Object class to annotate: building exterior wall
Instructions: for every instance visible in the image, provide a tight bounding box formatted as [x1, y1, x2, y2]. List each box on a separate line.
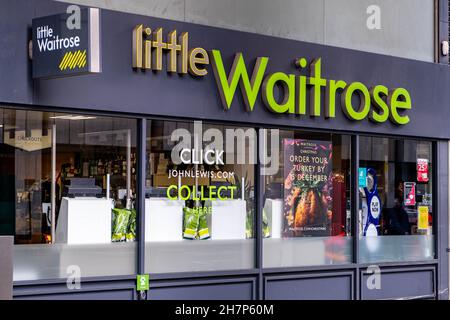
[55, 0, 435, 62]
[0, 0, 448, 300]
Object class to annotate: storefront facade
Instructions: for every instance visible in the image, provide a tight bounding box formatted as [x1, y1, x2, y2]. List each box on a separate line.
[0, 0, 449, 300]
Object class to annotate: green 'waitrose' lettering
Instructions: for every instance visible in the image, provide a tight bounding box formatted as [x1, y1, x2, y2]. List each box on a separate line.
[210, 50, 411, 125]
[210, 51, 269, 112]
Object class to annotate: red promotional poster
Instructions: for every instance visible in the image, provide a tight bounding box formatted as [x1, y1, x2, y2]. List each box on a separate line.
[283, 139, 333, 237]
[404, 182, 416, 206]
[417, 158, 429, 182]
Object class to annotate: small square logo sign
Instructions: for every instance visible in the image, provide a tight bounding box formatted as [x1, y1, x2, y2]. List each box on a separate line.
[137, 274, 149, 291]
[32, 8, 101, 79]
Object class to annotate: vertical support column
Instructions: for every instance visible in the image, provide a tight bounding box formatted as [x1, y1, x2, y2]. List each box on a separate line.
[126, 129, 132, 209]
[351, 135, 360, 300]
[51, 123, 56, 244]
[446, 140, 450, 300]
[137, 119, 147, 277]
[435, 140, 449, 299]
[256, 128, 264, 300]
[437, 0, 449, 64]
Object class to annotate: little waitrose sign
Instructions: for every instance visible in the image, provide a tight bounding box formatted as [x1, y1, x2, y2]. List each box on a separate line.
[132, 25, 412, 125]
[32, 8, 101, 79]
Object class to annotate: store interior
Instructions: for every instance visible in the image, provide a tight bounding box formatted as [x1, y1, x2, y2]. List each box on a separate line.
[0, 110, 433, 249]
[0, 109, 137, 245]
[359, 136, 433, 236]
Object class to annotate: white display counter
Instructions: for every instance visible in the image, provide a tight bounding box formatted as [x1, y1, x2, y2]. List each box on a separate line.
[145, 198, 184, 242]
[211, 199, 247, 240]
[56, 197, 113, 245]
[145, 198, 247, 241]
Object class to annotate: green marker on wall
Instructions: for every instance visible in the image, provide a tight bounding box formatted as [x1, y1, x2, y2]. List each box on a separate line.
[137, 274, 149, 291]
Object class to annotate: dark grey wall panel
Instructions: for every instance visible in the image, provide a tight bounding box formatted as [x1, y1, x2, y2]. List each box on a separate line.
[0, 0, 35, 104]
[15, 288, 134, 300]
[360, 267, 435, 300]
[13, 278, 136, 300]
[264, 271, 354, 300]
[148, 278, 256, 300]
[0, 237, 13, 300]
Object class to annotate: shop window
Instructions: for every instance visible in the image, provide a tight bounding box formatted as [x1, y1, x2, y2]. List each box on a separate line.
[145, 120, 255, 273]
[358, 137, 434, 263]
[262, 130, 352, 268]
[0, 108, 137, 281]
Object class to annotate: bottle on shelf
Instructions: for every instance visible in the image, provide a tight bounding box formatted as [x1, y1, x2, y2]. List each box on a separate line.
[107, 160, 112, 175]
[122, 157, 127, 177]
[68, 158, 75, 178]
[89, 159, 93, 176]
[131, 153, 136, 175]
[98, 158, 104, 176]
[93, 161, 96, 176]
[113, 158, 119, 175]
[82, 159, 89, 177]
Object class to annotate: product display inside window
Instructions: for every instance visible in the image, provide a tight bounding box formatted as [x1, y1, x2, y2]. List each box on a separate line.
[0, 108, 137, 281]
[145, 120, 255, 273]
[358, 137, 434, 263]
[262, 130, 352, 268]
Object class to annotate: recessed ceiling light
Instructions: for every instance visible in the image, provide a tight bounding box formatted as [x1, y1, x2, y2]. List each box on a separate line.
[50, 115, 97, 121]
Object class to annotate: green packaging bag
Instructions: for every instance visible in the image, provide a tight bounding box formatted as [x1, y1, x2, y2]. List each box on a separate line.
[245, 209, 270, 238]
[126, 209, 137, 242]
[198, 205, 210, 240]
[183, 207, 198, 239]
[112, 208, 131, 242]
[183, 204, 211, 240]
[262, 208, 270, 238]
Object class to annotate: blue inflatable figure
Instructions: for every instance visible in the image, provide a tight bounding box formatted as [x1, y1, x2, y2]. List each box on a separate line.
[363, 168, 381, 236]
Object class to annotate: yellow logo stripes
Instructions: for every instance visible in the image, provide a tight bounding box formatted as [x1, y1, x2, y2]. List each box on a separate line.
[59, 50, 87, 71]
